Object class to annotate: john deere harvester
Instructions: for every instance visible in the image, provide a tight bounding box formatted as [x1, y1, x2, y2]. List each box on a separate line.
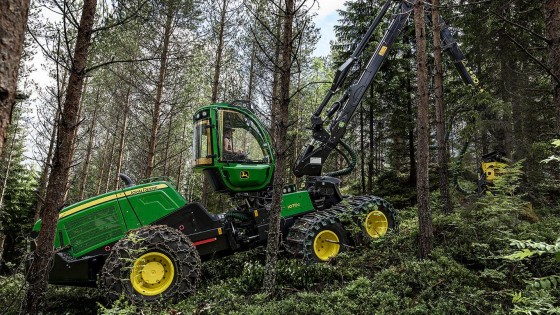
[31, 0, 480, 302]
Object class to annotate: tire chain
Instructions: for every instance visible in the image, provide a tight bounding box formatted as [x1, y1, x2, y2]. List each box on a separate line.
[100, 225, 201, 303]
[285, 196, 398, 261]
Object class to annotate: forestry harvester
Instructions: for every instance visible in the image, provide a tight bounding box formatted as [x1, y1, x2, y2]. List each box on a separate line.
[31, 0, 480, 302]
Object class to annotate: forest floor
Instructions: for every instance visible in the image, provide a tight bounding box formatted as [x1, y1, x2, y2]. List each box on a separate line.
[1, 196, 559, 315]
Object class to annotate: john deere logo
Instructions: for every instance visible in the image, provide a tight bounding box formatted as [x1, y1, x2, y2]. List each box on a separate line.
[240, 171, 250, 179]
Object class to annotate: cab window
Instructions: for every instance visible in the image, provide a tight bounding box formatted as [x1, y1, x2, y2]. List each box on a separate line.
[193, 119, 212, 165]
[219, 110, 268, 163]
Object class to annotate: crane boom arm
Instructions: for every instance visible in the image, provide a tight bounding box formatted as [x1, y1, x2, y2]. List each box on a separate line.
[294, 0, 480, 178]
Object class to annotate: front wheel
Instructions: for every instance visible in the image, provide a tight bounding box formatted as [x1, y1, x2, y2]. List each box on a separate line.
[100, 225, 201, 303]
[311, 223, 348, 262]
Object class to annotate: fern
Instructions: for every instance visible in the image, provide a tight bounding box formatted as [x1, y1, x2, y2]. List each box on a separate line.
[507, 239, 560, 258]
[505, 238, 560, 291]
[541, 140, 560, 163]
[527, 275, 560, 290]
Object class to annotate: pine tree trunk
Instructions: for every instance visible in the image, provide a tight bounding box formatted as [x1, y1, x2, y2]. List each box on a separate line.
[104, 118, 118, 193]
[414, 0, 433, 260]
[202, 0, 228, 206]
[545, 0, 560, 134]
[432, 0, 451, 214]
[360, 108, 365, 193]
[146, 3, 175, 178]
[405, 37, 417, 185]
[78, 93, 99, 200]
[163, 115, 173, 176]
[211, 0, 228, 103]
[96, 131, 110, 195]
[176, 121, 188, 188]
[0, 0, 29, 157]
[35, 106, 61, 222]
[0, 115, 20, 268]
[263, 0, 294, 295]
[25, 0, 97, 312]
[367, 98, 374, 192]
[114, 86, 130, 190]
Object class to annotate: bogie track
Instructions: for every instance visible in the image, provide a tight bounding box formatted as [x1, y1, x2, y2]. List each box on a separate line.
[285, 196, 398, 262]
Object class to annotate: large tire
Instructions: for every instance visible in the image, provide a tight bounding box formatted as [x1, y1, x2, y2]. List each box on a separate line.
[356, 197, 396, 242]
[328, 196, 397, 243]
[285, 196, 398, 261]
[100, 225, 201, 303]
[286, 213, 349, 262]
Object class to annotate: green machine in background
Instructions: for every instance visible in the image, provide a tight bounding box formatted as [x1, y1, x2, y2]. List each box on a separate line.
[31, 0, 481, 303]
[477, 151, 509, 193]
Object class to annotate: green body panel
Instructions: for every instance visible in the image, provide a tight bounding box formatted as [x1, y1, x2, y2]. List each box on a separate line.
[117, 198, 142, 230]
[32, 181, 186, 258]
[125, 184, 186, 225]
[193, 103, 275, 193]
[63, 200, 127, 257]
[281, 191, 314, 217]
[222, 164, 272, 188]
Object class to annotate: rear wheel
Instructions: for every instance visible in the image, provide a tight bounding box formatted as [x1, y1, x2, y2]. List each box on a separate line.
[100, 225, 201, 303]
[362, 207, 393, 240]
[352, 197, 396, 244]
[286, 214, 348, 262]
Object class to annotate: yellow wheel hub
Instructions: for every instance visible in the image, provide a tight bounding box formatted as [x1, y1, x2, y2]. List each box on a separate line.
[313, 230, 340, 261]
[130, 252, 175, 296]
[364, 210, 389, 238]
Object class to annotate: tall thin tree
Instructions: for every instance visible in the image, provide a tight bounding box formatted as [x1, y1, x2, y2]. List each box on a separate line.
[263, 0, 295, 294]
[432, 0, 451, 213]
[25, 0, 98, 312]
[544, 0, 560, 134]
[146, 0, 177, 178]
[414, 0, 433, 259]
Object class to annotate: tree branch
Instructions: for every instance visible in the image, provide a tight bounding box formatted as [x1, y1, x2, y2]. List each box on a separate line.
[505, 34, 560, 85]
[491, 11, 550, 44]
[85, 57, 161, 74]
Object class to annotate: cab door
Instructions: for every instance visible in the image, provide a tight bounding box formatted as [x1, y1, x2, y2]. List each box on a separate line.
[217, 109, 273, 191]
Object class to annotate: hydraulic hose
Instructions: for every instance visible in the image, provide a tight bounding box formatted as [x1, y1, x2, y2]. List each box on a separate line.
[325, 140, 357, 177]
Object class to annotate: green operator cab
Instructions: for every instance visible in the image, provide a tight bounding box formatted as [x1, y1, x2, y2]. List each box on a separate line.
[193, 102, 275, 193]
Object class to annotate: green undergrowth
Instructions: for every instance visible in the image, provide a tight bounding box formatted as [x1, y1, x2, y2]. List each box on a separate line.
[1, 198, 558, 314]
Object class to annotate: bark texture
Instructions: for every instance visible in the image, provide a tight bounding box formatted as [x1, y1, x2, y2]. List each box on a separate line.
[544, 0, 560, 134]
[146, 2, 175, 178]
[432, 0, 451, 213]
[263, 0, 294, 295]
[0, 0, 30, 157]
[414, 0, 433, 259]
[201, 0, 229, 206]
[25, 0, 97, 312]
